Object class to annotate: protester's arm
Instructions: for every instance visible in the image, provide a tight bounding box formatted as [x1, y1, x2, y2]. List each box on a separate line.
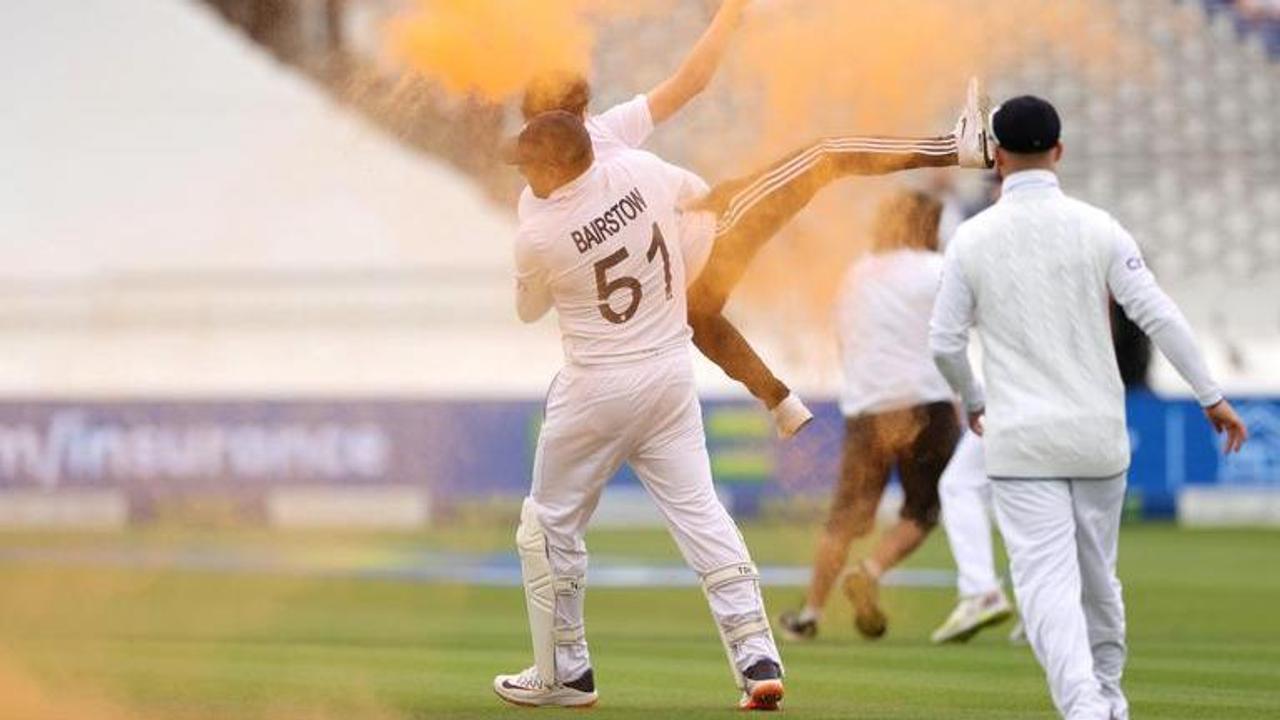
[646, 0, 748, 124]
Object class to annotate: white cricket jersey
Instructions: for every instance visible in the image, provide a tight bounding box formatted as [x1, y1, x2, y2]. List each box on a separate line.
[835, 249, 955, 417]
[930, 170, 1222, 478]
[518, 95, 654, 222]
[514, 149, 710, 366]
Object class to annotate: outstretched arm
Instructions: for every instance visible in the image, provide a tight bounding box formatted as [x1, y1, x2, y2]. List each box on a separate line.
[646, 0, 748, 125]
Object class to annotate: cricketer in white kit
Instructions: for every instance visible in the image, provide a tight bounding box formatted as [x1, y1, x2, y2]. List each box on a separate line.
[492, 111, 785, 711]
[930, 430, 1021, 644]
[929, 96, 1248, 720]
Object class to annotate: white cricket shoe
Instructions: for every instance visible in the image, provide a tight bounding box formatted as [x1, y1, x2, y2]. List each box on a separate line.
[739, 659, 785, 711]
[771, 393, 813, 439]
[930, 589, 1014, 644]
[954, 76, 995, 169]
[492, 666, 598, 708]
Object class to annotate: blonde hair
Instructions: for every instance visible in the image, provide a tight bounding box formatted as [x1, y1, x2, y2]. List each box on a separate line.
[870, 190, 943, 254]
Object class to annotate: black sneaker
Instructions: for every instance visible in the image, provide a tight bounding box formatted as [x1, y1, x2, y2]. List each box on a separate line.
[564, 669, 595, 693]
[778, 609, 818, 640]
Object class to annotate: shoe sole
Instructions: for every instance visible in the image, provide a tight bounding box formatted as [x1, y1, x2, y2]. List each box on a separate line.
[961, 76, 994, 169]
[973, 77, 994, 167]
[842, 572, 887, 639]
[740, 680, 784, 711]
[492, 687, 599, 709]
[933, 607, 1014, 645]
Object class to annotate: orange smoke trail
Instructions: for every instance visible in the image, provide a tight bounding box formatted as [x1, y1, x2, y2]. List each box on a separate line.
[385, 0, 1150, 386]
[706, 0, 1145, 380]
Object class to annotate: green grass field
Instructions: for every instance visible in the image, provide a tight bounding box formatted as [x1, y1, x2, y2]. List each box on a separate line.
[0, 523, 1277, 719]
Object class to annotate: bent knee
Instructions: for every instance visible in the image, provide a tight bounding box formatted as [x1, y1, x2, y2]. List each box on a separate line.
[900, 500, 941, 532]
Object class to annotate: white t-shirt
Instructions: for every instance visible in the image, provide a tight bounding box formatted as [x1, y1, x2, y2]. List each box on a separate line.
[514, 149, 710, 366]
[834, 249, 956, 417]
[518, 95, 655, 223]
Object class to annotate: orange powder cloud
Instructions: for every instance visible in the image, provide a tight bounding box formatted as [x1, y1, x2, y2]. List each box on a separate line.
[386, 0, 674, 102]
[384, 0, 1149, 383]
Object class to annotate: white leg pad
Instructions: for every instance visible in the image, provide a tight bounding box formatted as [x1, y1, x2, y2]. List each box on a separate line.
[700, 562, 779, 690]
[516, 498, 557, 685]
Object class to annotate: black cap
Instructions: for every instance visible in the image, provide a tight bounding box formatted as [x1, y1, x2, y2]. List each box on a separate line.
[521, 71, 591, 120]
[502, 110, 593, 168]
[991, 95, 1061, 154]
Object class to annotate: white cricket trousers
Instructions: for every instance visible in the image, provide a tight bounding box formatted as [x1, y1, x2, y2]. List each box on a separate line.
[992, 476, 1129, 720]
[528, 349, 779, 682]
[939, 432, 1001, 597]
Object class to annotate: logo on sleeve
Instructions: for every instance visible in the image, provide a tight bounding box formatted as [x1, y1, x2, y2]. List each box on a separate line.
[1125, 256, 1144, 271]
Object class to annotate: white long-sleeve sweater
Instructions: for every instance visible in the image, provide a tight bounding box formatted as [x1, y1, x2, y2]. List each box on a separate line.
[929, 170, 1222, 478]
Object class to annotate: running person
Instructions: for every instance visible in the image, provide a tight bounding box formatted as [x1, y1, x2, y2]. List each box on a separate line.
[518, 0, 827, 435]
[776, 191, 966, 641]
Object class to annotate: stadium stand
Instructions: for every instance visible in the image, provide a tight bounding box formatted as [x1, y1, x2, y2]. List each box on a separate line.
[0, 0, 564, 396]
[592, 0, 1280, 397]
[1204, 0, 1280, 57]
[5, 0, 1277, 398]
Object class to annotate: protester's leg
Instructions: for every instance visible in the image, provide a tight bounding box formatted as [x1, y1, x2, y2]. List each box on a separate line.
[690, 135, 957, 315]
[687, 136, 957, 408]
[802, 416, 890, 614]
[686, 308, 792, 409]
[866, 402, 959, 575]
[993, 479, 1110, 719]
[1073, 476, 1129, 720]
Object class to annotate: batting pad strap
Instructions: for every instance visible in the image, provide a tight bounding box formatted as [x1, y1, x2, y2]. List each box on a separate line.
[701, 562, 760, 592]
[723, 616, 772, 645]
[553, 576, 584, 597]
[554, 624, 586, 646]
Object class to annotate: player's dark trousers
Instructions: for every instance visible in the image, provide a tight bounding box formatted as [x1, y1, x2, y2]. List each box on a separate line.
[688, 136, 958, 408]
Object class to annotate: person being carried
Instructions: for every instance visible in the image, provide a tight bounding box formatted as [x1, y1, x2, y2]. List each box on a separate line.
[521, 6, 996, 437]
